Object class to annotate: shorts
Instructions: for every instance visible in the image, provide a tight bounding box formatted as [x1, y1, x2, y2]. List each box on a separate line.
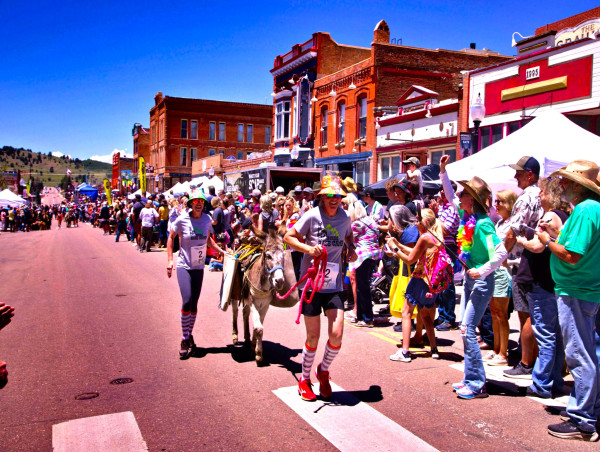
[493, 266, 511, 298]
[512, 281, 532, 313]
[301, 292, 344, 317]
[405, 277, 436, 309]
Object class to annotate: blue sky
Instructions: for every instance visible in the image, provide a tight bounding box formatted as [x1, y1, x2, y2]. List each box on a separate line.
[1, 1, 597, 162]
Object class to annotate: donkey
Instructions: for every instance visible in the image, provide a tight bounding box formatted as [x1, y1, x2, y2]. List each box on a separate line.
[232, 226, 298, 363]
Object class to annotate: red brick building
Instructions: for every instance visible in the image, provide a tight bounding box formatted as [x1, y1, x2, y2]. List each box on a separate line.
[272, 20, 511, 186]
[148, 93, 272, 191]
[132, 123, 150, 189]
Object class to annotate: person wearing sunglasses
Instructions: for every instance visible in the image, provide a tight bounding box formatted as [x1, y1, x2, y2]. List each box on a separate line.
[284, 174, 357, 402]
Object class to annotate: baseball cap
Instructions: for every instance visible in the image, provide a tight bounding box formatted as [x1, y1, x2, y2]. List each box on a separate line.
[402, 156, 420, 167]
[251, 189, 261, 198]
[509, 156, 540, 176]
[294, 185, 303, 193]
[303, 187, 313, 194]
[275, 186, 285, 194]
[363, 187, 376, 197]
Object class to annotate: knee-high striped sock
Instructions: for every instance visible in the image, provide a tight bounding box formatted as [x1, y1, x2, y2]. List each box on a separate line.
[320, 340, 341, 372]
[181, 310, 195, 340]
[188, 311, 197, 337]
[302, 343, 317, 381]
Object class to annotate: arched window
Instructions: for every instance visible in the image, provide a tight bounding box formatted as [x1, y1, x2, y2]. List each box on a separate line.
[357, 96, 367, 139]
[320, 107, 328, 146]
[337, 101, 346, 143]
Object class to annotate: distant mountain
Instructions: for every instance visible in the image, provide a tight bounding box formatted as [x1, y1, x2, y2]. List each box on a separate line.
[0, 146, 112, 189]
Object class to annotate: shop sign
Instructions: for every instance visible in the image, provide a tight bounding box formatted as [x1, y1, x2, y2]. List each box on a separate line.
[556, 20, 600, 46]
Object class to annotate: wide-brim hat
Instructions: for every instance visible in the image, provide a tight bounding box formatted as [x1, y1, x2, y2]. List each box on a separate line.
[187, 189, 207, 208]
[457, 176, 492, 211]
[342, 177, 357, 193]
[318, 174, 347, 196]
[551, 160, 600, 196]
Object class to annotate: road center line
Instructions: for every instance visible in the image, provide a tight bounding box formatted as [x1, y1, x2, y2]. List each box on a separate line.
[52, 411, 148, 452]
[273, 383, 438, 452]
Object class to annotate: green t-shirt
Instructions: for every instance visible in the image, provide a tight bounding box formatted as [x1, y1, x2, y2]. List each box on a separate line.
[468, 215, 501, 269]
[550, 198, 600, 302]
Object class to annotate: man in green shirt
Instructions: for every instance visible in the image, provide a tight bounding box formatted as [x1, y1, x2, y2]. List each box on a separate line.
[537, 160, 600, 442]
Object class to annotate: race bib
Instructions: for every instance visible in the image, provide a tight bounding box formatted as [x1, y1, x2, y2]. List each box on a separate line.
[322, 262, 339, 291]
[190, 243, 207, 269]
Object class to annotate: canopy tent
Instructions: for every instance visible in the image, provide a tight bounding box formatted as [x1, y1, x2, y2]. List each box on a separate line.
[446, 110, 600, 195]
[190, 176, 210, 188]
[0, 189, 27, 208]
[76, 183, 99, 201]
[127, 189, 152, 200]
[204, 175, 224, 193]
[366, 164, 441, 198]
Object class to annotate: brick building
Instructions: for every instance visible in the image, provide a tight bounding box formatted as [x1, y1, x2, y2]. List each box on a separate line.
[111, 152, 135, 194]
[132, 123, 150, 190]
[148, 93, 272, 191]
[460, 7, 600, 157]
[273, 20, 511, 186]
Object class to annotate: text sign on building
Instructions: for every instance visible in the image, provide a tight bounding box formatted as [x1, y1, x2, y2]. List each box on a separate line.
[556, 19, 600, 46]
[526, 66, 540, 80]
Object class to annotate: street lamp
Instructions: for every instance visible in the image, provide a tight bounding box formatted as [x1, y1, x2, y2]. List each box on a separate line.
[470, 93, 486, 153]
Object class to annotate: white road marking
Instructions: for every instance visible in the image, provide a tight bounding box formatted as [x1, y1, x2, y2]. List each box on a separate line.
[52, 411, 148, 452]
[449, 363, 570, 406]
[273, 382, 438, 452]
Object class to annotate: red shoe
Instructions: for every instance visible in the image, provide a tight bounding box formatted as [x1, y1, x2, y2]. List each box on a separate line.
[316, 364, 332, 399]
[298, 378, 317, 401]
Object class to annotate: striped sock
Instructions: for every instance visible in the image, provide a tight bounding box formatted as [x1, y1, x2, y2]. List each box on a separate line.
[302, 342, 317, 381]
[188, 311, 197, 337]
[320, 340, 341, 372]
[181, 310, 192, 340]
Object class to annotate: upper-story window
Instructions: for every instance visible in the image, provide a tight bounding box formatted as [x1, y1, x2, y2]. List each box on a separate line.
[337, 102, 345, 143]
[209, 122, 216, 140]
[190, 148, 197, 162]
[264, 125, 272, 144]
[180, 120, 188, 139]
[320, 107, 328, 146]
[237, 124, 244, 142]
[209, 149, 216, 157]
[237, 151, 244, 160]
[180, 147, 187, 166]
[218, 122, 226, 141]
[190, 120, 198, 139]
[275, 101, 291, 140]
[246, 124, 253, 143]
[358, 96, 367, 139]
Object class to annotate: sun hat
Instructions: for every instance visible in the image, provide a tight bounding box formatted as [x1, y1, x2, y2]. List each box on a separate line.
[551, 160, 600, 196]
[318, 174, 347, 197]
[393, 180, 412, 196]
[509, 156, 540, 176]
[187, 188, 207, 208]
[275, 186, 285, 194]
[402, 156, 420, 167]
[457, 176, 492, 211]
[342, 177, 357, 193]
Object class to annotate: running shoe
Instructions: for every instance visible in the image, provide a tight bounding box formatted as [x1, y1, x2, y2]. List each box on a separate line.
[431, 347, 440, 360]
[487, 355, 508, 366]
[179, 338, 192, 359]
[452, 382, 466, 392]
[548, 420, 599, 442]
[356, 320, 374, 328]
[482, 352, 496, 361]
[456, 386, 489, 399]
[503, 361, 533, 379]
[389, 349, 411, 362]
[315, 364, 332, 399]
[298, 378, 317, 402]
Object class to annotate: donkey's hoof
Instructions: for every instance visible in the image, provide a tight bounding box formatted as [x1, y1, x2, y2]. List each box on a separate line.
[232, 334, 238, 344]
[255, 354, 263, 363]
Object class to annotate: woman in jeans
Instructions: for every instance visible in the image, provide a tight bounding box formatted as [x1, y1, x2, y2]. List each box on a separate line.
[440, 156, 507, 399]
[347, 200, 380, 327]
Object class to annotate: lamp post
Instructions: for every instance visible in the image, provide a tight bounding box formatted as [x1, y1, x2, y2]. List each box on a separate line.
[470, 93, 486, 153]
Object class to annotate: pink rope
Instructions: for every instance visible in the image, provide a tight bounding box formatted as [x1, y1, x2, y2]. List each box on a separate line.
[276, 248, 328, 324]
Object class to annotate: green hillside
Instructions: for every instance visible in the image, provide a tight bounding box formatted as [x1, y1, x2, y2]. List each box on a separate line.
[0, 146, 112, 190]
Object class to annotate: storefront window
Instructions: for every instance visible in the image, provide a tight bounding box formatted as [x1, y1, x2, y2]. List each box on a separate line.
[355, 161, 370, 187]
[491, 124, 503, 145]
[381, 158, 390, 180]
[479, 127, 490, 150]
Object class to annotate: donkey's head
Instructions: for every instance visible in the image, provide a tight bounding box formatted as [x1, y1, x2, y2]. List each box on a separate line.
[255, 226, 286, 292]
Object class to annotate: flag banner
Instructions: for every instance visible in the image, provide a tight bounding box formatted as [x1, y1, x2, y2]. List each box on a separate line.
[66, 168, 72, 175]
[103, 178, 112, 206]
[26, 180, 31, 196]
[139, 156, 146, 194]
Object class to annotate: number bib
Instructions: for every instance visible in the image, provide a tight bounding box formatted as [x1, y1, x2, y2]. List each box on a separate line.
[190, 243, 207, 269]
[322, 262, 339, 291]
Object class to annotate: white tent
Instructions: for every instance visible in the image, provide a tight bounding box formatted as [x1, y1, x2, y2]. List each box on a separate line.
[446, 110, 600, 195]
[205, 176, 224, 192]
[127, 189, 152, 200]
[189, 176, 209, 188]
[0, 189, 27, 208]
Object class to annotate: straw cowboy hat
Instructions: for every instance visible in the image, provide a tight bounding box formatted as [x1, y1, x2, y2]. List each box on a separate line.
[342, 177, 357, 194]
[457, 176, 492, 211]
[551, 160, 600, 196]
[318, 174, 347, 196]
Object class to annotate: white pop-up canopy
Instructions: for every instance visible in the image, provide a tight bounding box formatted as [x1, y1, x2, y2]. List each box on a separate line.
[446, 110, 600, 194]
[0, 189, 27, 208]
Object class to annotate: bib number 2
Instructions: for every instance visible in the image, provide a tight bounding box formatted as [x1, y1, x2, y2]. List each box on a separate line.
[322, 262, 339, 291]
[191, 243, 207, 269]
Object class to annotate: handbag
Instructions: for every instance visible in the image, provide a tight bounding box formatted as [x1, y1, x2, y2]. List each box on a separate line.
[389, 260, 416, 319]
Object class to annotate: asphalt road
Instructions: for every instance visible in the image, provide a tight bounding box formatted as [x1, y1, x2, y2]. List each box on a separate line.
[0, 224, 596, 451]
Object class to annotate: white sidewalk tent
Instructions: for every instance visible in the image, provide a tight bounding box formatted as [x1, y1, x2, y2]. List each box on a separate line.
[204, 176, 224, 193]
[127, 189, 152, 200]
[189, 176, 209, 188]
[0, 189, 27, 208]
[446, 110, 600, 195]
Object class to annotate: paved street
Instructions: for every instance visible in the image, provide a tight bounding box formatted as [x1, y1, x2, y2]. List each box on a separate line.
[0, 225, 596, 451]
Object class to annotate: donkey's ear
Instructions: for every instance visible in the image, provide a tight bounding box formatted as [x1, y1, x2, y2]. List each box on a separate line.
[251, 225, 266, 240]
[277, 223, 287, 238]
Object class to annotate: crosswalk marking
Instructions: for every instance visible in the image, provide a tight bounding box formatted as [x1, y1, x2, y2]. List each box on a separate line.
[52, 411, 148, 452]
[274, 383, 438, 452]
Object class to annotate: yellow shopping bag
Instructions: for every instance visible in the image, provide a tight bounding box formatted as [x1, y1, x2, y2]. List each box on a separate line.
[390, 260, 416, 318]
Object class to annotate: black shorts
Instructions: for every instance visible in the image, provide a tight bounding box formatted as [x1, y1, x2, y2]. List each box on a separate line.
[512, 281, 531, 313]
[301, 292, 344, 317]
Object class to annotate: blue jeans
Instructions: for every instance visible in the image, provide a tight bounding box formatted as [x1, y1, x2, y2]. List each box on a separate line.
[460, 273, 494, 393]
[558, 295, 600, 432]
[527, 284, 564, 397]
[478, 306, 494, 348]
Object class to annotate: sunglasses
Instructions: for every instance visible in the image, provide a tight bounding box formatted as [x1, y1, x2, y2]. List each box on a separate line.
[191, 199, 204, 204]
[326, 194, 343, 199]
[494, 199, 503, 205]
